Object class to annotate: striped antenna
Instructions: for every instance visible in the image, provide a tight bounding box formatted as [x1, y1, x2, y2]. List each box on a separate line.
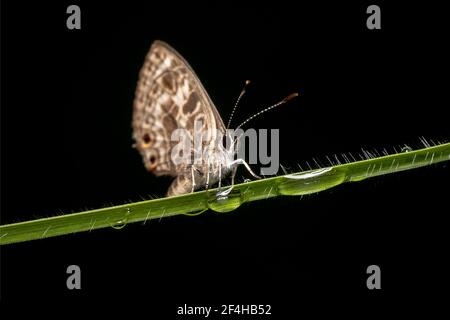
[226, 80, 251, 130]
[234, 92, 299, 131]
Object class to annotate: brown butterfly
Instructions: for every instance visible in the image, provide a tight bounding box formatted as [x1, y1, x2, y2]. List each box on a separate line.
[132, 41, 296, 197]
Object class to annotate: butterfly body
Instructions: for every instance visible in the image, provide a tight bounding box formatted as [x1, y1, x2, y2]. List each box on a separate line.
[167, 145, 235, 196]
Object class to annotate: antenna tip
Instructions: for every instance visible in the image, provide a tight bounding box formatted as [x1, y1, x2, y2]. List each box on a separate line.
[283, 92, 299, 103]
[245, 80, 251, 85]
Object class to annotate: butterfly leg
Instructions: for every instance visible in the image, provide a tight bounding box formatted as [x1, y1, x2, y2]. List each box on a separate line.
[190, 165, 196, 193]
[218, 164, 222, 190]
[216, 159, 260, 198]
[205, 158, 211, 191]
[230, 165, 238, 186]
[217, 165, 238, 198]
[233, 158, 261, 179]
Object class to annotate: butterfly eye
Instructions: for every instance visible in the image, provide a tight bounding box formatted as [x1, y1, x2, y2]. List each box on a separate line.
[149, 155, 156, 164]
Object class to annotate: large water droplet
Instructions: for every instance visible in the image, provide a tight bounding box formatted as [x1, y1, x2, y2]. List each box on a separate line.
[278, 167, 346, 195]
[207, 188, 246, 213]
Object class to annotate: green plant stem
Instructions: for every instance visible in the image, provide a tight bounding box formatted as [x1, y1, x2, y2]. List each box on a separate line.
[1, 143, 449, 245]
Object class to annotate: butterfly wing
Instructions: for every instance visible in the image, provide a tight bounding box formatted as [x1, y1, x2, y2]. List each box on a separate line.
[132, 40, 225, 177]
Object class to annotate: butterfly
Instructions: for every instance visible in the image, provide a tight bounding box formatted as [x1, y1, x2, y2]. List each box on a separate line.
[132, 40, 297, 197]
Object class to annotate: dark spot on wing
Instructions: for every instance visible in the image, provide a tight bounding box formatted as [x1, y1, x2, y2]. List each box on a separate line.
[142, 133, 151, 146]
[163, 114, 178, 132]
[183, 92, 199, 114]
[161, 74, 175, 92]
[148, 153, 158, 171]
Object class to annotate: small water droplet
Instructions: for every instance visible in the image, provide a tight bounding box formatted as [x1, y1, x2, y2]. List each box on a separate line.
[181, 208, 208, 216]
[110, 208, 132, 229]
[401, 146, 413, 152]
[111, 218, 128, 229]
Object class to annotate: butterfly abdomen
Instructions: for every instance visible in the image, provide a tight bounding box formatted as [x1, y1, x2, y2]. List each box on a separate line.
[166, 174, 192, 196]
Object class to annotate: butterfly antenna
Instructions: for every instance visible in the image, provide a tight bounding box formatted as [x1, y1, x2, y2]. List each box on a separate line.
[235, 92, 299, 131]
[226, 80, 251, 130]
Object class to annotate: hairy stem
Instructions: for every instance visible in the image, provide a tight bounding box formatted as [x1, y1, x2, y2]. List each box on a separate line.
[1, 142, 448, 245]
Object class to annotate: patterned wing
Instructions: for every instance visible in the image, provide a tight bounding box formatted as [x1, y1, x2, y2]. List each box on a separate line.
[132, 40, 225, 176]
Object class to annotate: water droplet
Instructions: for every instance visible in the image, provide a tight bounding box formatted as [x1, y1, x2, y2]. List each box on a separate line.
[278, 167, 346, 195]
[401, 146, 413, 152]
[110, 208, 132, 229]
[111, 220, 127, 229]
[181, 208, 208, 216]
[207, 188, 246, 213]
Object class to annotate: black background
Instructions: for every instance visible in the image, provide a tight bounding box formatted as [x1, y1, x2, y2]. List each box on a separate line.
[1, 1, 449, 316]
